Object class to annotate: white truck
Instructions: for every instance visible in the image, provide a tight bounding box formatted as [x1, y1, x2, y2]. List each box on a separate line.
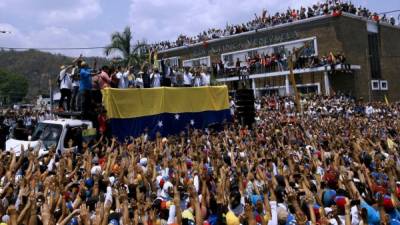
[6, 118, 95, 157]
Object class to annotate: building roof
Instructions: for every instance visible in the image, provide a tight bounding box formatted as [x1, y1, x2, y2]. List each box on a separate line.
[159, 13, 400, 54]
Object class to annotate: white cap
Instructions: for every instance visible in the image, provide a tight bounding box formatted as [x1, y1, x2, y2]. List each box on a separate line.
[140, 158, 148, 166]
[90, 165, 102, 175]
[109, 176, 116, 186]
[324, 207, 333, 215]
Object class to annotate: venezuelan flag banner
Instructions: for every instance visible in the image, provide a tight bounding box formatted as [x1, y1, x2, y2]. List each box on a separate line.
[102, 86, 231, 139]
[384, 95, 390, 106]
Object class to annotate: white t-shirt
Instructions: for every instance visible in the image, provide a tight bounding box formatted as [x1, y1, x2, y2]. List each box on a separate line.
[201, 73, 210, 86]
[59, 69, 72, 90]
[366, 106, 374, 116]
[193, 76, 202, 87]
[150, 73, 161, 87]
[71, 67, 79, 88]
[116, 71, 128, 89]
[165, 67, 171, 78]
[183, 72, 193, 86]
[135, 77, 144, 88]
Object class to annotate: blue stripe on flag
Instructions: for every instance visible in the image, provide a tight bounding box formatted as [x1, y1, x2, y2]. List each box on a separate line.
[109, 109, 231, 140]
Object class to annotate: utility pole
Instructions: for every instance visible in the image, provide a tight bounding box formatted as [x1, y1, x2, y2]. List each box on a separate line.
[47, 73, 53, 113]
[288, 54, 301, 113]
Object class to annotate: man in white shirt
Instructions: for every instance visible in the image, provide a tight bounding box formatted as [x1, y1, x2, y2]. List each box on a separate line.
[193, 73, 202, 87]
[200, 69, 210, 86]
[71, 66, 80, 111]
[163, 60, 172, 87]
[115, 66, 128, 89]
[150, 67, 161, 88]
[58, 65, 73, 111]
[170, 66, 178, 87]
[183, 67, 193, 87]
[135, 72, 144, 88]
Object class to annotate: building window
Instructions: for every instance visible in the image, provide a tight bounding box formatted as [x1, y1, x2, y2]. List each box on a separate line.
[380, 80, 388, 90]
[157, 57, 180, 68]
[371, 80, 380, 90]
[183, 56, 211, 67]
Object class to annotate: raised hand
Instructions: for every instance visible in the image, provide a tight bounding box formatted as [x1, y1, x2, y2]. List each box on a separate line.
[93, 202, 104, 225]
[80, 204, 90, 225]
[41, 203, 52, 225]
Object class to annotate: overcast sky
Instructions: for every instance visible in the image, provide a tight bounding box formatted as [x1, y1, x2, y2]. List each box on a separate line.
[0, 0, 399, 57]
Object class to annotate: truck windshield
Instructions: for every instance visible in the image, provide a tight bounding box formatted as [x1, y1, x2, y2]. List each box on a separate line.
[31, 123, 63, 149]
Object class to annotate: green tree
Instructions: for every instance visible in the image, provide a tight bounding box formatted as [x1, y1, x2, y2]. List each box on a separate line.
[105, 26, 148, 67]
[0, 69, 28, 105]
[0, 49, 108, 101]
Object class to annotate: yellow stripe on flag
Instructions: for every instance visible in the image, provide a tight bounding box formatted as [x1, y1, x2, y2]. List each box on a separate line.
[102, 86, 230, 119]
[384, 95, 389, 105]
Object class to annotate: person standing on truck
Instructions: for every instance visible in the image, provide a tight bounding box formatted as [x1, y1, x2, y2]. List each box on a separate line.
[141, 63, 151, 88]
[150, 67, 161, 88]
[58, 65, 73, 111]
[79, 61, 93, 118]
[115, 66, 128, 89]
[71, 66, 80, 111]
[98, 66, 112, 89]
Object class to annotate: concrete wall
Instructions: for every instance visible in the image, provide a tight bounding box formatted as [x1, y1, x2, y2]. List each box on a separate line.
[333, 16, 370, 99]
[379, 25, 400, 102]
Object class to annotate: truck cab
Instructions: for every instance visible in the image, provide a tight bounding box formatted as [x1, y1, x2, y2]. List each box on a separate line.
[6, 118, 95, 157]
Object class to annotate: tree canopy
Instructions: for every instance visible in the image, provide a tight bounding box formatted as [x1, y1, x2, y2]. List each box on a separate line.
[0, 49, 108, 102]
[0, 69, 28, 105]
[105, 26, 148, 67]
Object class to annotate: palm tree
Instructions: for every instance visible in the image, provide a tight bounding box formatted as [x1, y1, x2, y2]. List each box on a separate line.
[105, 26, 148, 66]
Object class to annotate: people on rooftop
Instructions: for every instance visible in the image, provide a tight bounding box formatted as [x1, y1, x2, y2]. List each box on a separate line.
[147, 0, 398, 51]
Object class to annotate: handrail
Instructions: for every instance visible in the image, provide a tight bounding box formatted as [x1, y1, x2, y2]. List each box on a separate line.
[216, 64, 361, 82]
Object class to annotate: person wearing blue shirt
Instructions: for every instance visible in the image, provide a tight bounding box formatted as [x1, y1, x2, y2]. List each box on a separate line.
[360, 200, 380, 225]
[79, 66, 92, 91]
[78, 61, 94, 118]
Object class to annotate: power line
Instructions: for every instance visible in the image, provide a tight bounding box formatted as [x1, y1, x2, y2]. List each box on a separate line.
[0, 46, 107, 51]
[378, 10, 400, 15]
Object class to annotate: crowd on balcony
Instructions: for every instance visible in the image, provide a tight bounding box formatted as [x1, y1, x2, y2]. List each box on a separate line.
[149, 0, 398, 51]
[215, 50, 351, 78]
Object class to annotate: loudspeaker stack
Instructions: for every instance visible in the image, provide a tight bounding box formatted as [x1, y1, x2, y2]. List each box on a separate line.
[235, 89, 255, 127]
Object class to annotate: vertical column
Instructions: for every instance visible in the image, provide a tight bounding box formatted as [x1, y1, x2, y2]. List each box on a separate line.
[285, 75, 290, 96]
[252, 79, 257, 98]
[324, 71, 330, 96]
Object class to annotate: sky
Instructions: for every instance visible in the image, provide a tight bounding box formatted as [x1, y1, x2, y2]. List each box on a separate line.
[0, 0, 399, 57]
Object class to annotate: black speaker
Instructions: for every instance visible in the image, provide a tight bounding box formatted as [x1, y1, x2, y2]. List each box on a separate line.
[235, 89, 255, 127]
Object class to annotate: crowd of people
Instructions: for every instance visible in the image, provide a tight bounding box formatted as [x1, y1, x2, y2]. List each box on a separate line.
[0, 109, 54, 150]
[217, 50, 351, 78]
[0, 93, 400, 225]
[150, 0, 399, 51]
[56, 56, 212, 117]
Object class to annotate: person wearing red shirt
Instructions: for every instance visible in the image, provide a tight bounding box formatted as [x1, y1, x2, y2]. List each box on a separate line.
[98, 108, 107, 135]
